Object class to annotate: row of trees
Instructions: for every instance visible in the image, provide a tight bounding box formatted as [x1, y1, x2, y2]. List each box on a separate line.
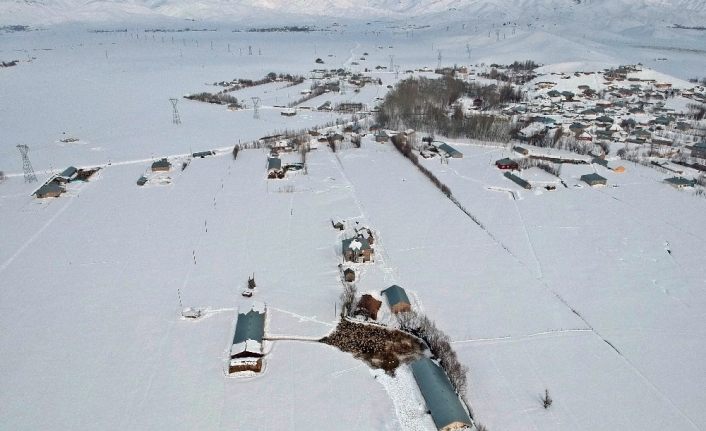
[390, 135, 451, 197]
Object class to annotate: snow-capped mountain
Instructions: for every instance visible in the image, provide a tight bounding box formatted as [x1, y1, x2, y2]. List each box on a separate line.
[2, 0, 706, 26]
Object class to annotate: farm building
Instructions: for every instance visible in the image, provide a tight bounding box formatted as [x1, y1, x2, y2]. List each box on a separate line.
[410, 358, 473, 431]
[343, 268, 355, 282]
[380, 285, 411, 314]
[55, 166, 78, 183]
[513, 145, 529, 155]
[151, 158, 171, 172]
[355, 294, 382, 320]
[34, 182, 65, 199]
[580, 173, 608, 186]
[229, 303, 266, 373]
[664, 177, 696, 189]
[504, 172, 532, 190]
[267, 157, 284, 179]
[496, 158, 519, 170]
[436, 143, 463, 158]
[342, 237, 373, 263]
[192, 150, 215, 158]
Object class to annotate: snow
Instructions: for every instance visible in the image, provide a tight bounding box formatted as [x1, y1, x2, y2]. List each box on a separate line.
[1, 14, 705, 431]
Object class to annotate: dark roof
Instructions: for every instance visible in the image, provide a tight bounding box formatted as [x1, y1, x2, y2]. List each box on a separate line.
[496, 158, 518, 166]
[580, 173, 607, 184]
[504, 172, 531, 189]
[267, 157, 282, 171]
[151, 158, 171, 169]
[233, 308, 265, 345]
[380, 285, 410, 307]
[410, 358, 473, 430]
[192, 150, 215, 158]
[664, 177, 695, 187]
[437, 143, 463, 158]
[34, 182, 64, 196]
[59, 166, 77, 178]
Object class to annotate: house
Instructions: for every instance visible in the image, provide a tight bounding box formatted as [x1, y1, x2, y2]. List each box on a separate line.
[410, 358, 473, 431]
[664, 177, 696, 189]
[281, 108, 297, 116]
[495, 158, 519, 170]
[151, 158, 171, 172]
[342, 237, 373, 263]
[380, 285, 411, 314]
[343, 268, 355, 282]
[580, 173, 607, 186]
[577, 131, 593, 141]
[437, 143, 463, 158]
[355, 294, 382, 320]
[504, 172, 532, 190]
[267, 157, 284, 179]
[375, 130, 390, 143]
[229, 303, 266, 373]
[34, 182, 65, 198]
[55, 166, 78, 183]
[513, 146, 529, 155]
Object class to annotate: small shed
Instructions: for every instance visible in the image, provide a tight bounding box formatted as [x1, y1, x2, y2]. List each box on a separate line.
[513, 146, 529, 155]
[664, 177, 696, 189]
[192, 150, 215, 158]
[355, 294, 382, 320]
[504, 172, 532, 190]
[34, 182, 65, 199]
[580, 173, 607, 186]
[437, 143, 463, 158]
[151, 158, 171, 172]
[343, 268, 355, 282]
[380, 285, 411, 314]
[267, 157, 284, 179]
[495, 158, 519, 170]
[342, 237, 373, 263]
[55, 166, 78, 183]
[410, 358, 473, 431]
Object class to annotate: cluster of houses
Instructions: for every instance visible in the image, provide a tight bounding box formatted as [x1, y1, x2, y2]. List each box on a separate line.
[34, 165, 99, 199]
[515, 65, 706, 158]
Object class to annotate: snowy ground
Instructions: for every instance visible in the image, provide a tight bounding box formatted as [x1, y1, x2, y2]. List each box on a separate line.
[1, 24, 705, 431]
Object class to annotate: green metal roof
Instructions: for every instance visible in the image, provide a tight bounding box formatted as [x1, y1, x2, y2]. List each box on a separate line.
[410, 358, 473, 430]
[267, 157, 282, 171]
[504, 172, 531, 189]
[664, 177, 695, 187]
[59, 166, 77, 178]
[380, 285, 410, 307]
[580, 173, 607, 184]
[437, 143, 463, 158]
[233, 309, 265, 344]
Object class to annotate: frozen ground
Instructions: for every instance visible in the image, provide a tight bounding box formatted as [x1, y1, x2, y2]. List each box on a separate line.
[1, 22, 705, 431]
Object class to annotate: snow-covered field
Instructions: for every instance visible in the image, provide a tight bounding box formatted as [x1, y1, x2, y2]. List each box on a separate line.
[1, 14, 705, 431]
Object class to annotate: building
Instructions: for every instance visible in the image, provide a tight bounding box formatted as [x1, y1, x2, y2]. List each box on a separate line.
[580, 173, 607, 186]
[436, 143, 463, 158]
[229, 303, 266, 373]
[151, 158, 171, 172]
[495, 158, 519, 170]
[55, 166, 78, 183]
[192, 150, 215, 158]
[380, 285, 411, 314]
[267, 157, 284, 179]
[281, 108, 297, 116]
[342, 237, 373, 263]
[691, 142, 706, 159]
[513, 146, 529, 155]
[343, 268, 355, 282]
[504, 172, 532, 190]
[410, 358, 473, 431]
[34, 182, 65, 198]
[375, 130, 390, 143]
[355, 294, 382, 320]
[664, 177, 696, 189]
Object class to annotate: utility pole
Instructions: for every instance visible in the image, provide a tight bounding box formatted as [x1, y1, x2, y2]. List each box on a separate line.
[16, 145, 37, 183]
[437, 50, 442, 70]
[170, 98, 181, 125]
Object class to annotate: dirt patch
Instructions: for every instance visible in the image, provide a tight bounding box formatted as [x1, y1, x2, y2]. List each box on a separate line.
[320, 319, 425, 374]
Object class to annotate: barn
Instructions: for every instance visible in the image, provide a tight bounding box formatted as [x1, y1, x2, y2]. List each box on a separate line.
[355, 294, 382, 320]
[410, 358, 473, 431]
[495, 158, 519, 170]
[664, 177, 696, 189]
[580, 173, 607, 186]
[380, 285, 411, 314]
[342, 237, 373, 263]
[436, 143, 463, 158]
[503, 172, 532, 190]
[229, 303, 266, 374]
[151, 158, 171, 172]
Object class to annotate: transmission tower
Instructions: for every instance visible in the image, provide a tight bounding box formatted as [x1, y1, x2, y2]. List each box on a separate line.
[17, 145, 37, 183]
[437, 50, 442, 70]
[389, 54, 394, 70]
[251, 97, 261, 119]
[339, 78, 346, 95]
[395, 65, 400, 79]
[170, 98, 181, 125]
